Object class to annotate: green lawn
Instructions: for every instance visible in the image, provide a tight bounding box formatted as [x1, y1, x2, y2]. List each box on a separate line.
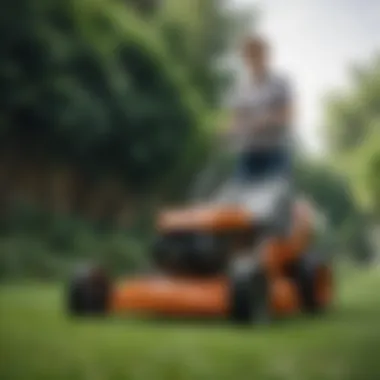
[1, 266, 380, 380]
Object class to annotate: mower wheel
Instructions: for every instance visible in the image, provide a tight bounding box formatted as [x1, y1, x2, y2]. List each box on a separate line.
[293, 253, 333, 314]
[67, 265, 110, 317]
[229, 258, 271, 325]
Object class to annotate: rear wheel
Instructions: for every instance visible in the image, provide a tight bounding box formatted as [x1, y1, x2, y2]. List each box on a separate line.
[229, 258, 271, 325]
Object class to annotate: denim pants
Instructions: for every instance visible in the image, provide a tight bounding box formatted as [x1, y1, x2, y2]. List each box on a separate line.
[234, 147, 292, 182]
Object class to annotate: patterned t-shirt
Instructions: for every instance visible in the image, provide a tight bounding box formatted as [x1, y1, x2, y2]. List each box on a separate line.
[229, 72, 293, 151]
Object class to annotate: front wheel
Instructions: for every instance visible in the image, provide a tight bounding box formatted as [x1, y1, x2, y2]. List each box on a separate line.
[293, 253, 333, 314]
[228, 257, 271, 325]
[66, 265, 110, 317]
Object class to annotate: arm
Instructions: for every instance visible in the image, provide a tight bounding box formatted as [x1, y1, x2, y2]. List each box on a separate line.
[256, 76, 293, 131]
[264, 100, 293, 128]
[225, 108, 245, 133]
[219, 110, 243, 147]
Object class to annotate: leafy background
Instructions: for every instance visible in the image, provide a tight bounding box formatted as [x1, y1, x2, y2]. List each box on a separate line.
[0, 0, 378, 280]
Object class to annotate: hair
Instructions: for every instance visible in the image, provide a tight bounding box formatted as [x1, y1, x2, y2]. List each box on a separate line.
[242, 35, 269, 55]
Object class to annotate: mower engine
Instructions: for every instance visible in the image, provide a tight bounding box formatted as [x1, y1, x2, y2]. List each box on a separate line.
[153, 231, 228, 275]
[153, 206, 267, 277]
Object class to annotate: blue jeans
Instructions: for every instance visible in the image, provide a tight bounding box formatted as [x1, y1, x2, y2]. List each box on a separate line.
[234, 147, 292, 182]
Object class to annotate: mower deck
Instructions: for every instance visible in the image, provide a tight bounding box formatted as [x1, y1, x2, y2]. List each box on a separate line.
[109, 275, 301, 318]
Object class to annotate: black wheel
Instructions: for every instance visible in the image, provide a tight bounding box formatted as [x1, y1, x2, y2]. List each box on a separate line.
[293, 252, 333, 314]
[66, 265, 110, 317]
[229, 259, 271, 325]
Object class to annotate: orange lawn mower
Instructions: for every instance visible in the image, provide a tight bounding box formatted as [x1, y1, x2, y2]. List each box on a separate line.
[66, 149, 334, 325]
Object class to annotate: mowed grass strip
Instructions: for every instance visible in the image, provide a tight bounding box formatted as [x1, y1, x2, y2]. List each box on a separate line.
[0, 266, 380, 380]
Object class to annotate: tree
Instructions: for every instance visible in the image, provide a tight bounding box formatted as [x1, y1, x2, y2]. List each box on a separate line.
[295, 159, 358, 230]
[0, 0, 204, 196]
[155, 0, 256, 108]
[324, 56, 380, 217]
[0, 0, 259, 278]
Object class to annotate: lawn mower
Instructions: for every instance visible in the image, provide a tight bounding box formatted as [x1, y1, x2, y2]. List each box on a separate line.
[66, 148, 333, 324]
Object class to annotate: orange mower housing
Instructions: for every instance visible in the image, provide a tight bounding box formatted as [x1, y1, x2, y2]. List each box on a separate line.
[67, 198, 333, 324]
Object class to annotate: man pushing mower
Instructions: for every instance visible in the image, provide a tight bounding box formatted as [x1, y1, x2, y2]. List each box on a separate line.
[66, 34, 333, 325]
[220, 35, 294, 239]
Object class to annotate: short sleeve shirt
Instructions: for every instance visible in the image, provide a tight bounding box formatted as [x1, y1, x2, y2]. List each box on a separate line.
[229, 72, 292, 151]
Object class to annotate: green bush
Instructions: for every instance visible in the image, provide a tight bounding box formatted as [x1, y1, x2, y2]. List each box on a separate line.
[0, 0, 205, 192]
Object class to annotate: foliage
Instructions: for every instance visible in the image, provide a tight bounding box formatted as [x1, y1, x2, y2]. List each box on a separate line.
[294, 157, 374, 261]
[324, 56, 380, 216]
[0, 205, 149, 280]
[0, 0, 203, 193]
[156, 0, 256, 108]
[0, 0, 259, 279]
[295, 159, 358, 229]
[0, 0, 209, 278]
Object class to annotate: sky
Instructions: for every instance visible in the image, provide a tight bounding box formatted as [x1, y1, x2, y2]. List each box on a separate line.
[229, 0, 380, 153]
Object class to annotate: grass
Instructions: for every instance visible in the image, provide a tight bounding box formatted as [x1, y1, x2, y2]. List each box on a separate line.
[1, 265, 380, 380]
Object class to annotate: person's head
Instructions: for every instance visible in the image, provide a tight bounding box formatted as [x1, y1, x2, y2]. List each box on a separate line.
[241, 35, 270, 77]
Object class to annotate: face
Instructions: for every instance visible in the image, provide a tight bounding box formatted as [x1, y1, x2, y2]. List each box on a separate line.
[242, 43, 268, 76]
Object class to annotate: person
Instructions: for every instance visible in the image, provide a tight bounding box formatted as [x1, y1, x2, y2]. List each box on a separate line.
[223, 35, 294, 237]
